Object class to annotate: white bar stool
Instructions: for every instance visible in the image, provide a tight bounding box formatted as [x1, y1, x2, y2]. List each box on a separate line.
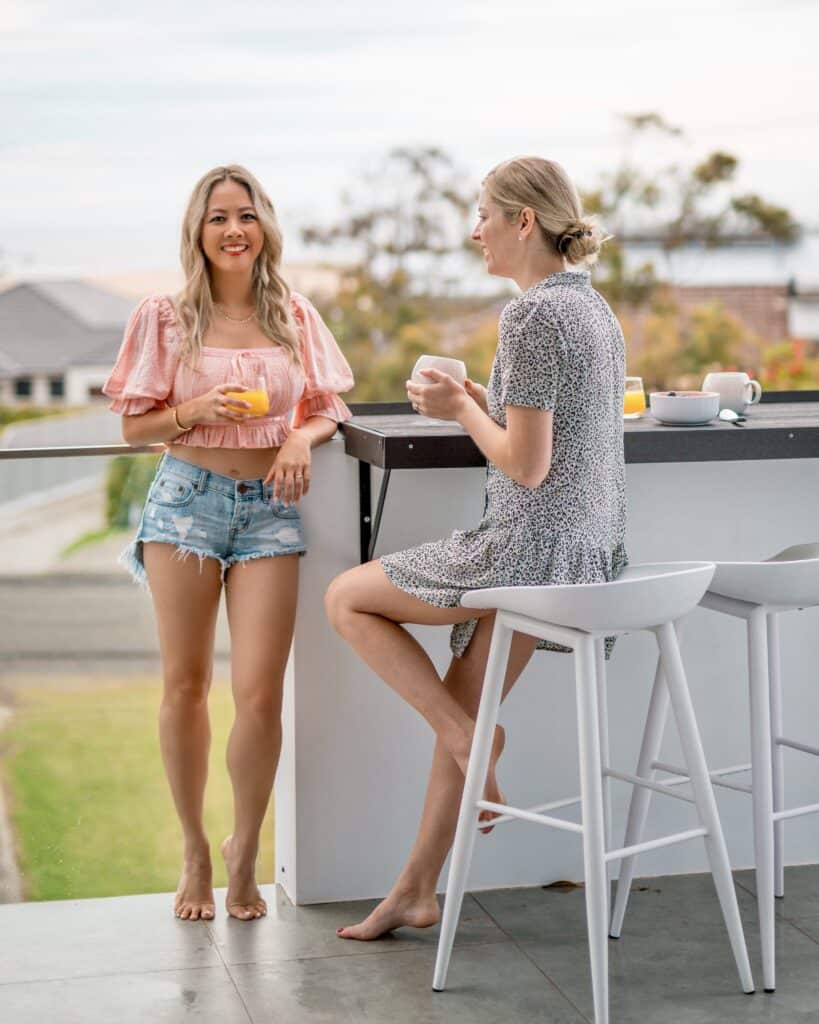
[611, 543, 819, 994]
[432, 562, 755, 1024]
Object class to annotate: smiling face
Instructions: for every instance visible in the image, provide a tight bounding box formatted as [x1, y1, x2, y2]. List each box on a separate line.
[200, 178, 264, 274]
[471, 188, 521, 279]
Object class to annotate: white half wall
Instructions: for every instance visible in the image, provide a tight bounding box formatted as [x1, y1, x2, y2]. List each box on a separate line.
[276, 437, 819, 903]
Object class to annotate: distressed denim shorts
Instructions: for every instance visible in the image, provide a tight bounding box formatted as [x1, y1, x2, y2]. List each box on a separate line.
[120, 453, 307, 586]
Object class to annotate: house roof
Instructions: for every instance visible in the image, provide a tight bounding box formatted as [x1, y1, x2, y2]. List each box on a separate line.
[0, 281, 133, 377]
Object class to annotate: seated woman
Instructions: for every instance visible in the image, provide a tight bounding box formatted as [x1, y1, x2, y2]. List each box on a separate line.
[325, 156, 626, 939]
[104, 165, 353, 922]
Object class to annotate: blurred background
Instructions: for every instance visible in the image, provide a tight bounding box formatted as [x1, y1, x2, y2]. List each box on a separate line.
[1, 0, 817, 904]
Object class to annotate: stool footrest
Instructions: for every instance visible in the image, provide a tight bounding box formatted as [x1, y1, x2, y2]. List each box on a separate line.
[605, 827, 708, 865]
[775, 736, 819, 758]
[772, 801, 819, 823]
[651, 760, 753, 795]
[475, 800, 584, 834]
[605, 768, 696, 804]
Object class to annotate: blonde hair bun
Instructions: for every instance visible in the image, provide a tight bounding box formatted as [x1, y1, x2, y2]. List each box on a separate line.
[483, 157, 607, 267]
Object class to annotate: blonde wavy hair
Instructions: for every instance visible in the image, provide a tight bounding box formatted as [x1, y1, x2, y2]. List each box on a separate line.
[174, 165, 301, 367]
[483, 157, 607, 267]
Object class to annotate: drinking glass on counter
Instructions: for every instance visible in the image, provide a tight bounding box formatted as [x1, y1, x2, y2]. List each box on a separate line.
[623, 376, 646, 418]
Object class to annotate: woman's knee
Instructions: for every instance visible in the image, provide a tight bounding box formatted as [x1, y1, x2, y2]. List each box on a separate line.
[324, 569, 360, 633]
[162, 668, 211, 708]
[234, 687, 282, 726]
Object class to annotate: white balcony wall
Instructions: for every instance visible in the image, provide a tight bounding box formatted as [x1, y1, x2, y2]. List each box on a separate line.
[277, 436, 819, 904]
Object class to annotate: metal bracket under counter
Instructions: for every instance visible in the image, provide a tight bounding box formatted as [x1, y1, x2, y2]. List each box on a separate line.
[342, 393, 819, 564]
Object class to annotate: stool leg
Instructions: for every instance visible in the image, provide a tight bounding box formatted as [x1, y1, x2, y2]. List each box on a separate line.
[747, 608, 776, 992]
[610, 619, 686, 938]
[595, 638, 612, 916]
[576, 635, 609, 1024]
[768, 612, 785, 900]
[433, 616, 513, 993]
[656, 621, 755, 995]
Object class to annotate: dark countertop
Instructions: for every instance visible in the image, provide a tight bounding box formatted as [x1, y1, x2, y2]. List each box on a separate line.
[342, 396, 819, 469]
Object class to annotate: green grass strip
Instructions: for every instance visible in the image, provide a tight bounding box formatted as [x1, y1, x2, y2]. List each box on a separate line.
[3, 677, 274, 901]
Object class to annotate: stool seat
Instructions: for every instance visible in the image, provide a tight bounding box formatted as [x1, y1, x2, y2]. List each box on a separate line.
[461, 562, 715, 634]
[707, 543, 819, 608]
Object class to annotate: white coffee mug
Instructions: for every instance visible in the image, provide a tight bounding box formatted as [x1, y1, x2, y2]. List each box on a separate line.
[411, 355, 467, 386]
[701, 372, 762, 414]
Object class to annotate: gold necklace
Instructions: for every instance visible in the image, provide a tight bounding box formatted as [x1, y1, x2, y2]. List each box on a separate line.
[216, 305, 256, 325]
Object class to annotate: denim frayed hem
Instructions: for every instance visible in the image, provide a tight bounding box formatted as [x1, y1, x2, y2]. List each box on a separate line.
[223, 549, 307, 572]
[118, 538, 231, 587]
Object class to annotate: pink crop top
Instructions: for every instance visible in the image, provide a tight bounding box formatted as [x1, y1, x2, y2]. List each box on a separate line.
[102, 292, 354, 448]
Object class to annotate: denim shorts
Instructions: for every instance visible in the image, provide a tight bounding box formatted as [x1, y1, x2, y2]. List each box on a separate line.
[120, 453, 307, 586]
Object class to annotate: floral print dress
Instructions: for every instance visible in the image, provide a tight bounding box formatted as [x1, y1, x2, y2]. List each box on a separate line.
[380, 270, 628, 657]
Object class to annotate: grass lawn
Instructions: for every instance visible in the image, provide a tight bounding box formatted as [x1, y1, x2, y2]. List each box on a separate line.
[2, 676, 275, 901]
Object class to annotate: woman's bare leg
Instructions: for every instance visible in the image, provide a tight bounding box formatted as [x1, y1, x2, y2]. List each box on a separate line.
[325, 561, 496, 775]
[338, 614, 539, 940]
[144, 543, 223, 921]
[221, 554, 298, 920]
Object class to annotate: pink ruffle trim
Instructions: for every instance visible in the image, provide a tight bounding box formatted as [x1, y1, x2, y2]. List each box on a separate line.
[175, 419, 293, 449]
[292, 392, 352, 428]
[108, 395, 162, 416]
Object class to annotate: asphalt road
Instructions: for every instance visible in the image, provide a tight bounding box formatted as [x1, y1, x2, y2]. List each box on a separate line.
[0, 575, 231, 672]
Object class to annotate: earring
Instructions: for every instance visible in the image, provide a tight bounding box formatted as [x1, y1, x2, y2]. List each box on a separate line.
[518, 235, 523, 241]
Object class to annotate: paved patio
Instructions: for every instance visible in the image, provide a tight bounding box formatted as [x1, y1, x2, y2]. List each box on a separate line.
[1, 867, 817, 1023]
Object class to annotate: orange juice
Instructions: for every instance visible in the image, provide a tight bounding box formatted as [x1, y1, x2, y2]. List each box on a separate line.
[623, 391, 646, 416]
[226, 389, 269, 416]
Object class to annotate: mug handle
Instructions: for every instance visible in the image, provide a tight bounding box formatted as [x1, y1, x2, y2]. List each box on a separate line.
[746, 380, 762, 405]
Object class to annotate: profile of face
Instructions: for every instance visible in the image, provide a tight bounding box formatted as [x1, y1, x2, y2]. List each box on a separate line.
[200, 178, 264, 274]
[471, 188, 521, 278]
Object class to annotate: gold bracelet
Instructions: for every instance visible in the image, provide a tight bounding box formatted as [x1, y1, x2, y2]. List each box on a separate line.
[172, 407, 192, 433]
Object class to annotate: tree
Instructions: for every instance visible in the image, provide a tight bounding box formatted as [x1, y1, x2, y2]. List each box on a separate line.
[584, 113, 799, 309]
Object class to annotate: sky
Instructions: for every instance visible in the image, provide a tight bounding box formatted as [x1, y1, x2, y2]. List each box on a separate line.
[1, 0, 818, 279]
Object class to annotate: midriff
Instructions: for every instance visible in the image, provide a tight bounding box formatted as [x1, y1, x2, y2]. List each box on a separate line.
[166, 443, 281, 481]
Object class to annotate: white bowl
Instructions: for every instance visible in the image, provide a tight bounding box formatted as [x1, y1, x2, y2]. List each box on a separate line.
[649, 391, 720, 426]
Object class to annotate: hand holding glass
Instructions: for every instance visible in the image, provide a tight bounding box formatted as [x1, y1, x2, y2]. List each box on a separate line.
[226, 355, 270, 417]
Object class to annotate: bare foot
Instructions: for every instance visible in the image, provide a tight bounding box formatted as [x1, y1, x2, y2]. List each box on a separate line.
[174, 849, 215, 921]
[221, 835, 267, 921]
[337, 887, 440, 941]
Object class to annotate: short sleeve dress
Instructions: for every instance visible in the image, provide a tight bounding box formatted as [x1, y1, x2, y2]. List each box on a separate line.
[380, 270, 628, 657]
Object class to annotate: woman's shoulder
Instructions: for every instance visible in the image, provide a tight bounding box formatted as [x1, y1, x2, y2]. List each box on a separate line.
[129, 294, 178, 326]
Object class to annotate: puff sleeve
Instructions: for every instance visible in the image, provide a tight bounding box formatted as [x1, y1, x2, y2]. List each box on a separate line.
[102, 296, 181, 415]
[499, 301, 564, 412]
[290, 292, 354, 428]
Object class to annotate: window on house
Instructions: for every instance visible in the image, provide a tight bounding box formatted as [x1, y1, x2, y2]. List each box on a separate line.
[49, 377, 65, 398]
[14, 377, 32, 398]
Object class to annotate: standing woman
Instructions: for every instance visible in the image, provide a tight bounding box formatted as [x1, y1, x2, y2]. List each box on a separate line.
[325, 157, 626, 939]
[103, 165, 353, 922]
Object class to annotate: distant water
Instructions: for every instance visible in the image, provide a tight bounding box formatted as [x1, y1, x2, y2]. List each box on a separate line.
[622, 233, 819, 291]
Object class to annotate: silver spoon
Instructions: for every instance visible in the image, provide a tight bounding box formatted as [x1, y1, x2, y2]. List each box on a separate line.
[719, 408, 746, 427]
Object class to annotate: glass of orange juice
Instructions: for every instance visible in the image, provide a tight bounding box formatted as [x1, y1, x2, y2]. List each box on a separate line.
[226, 357, 270, 417]
[624, 376, 646, 418]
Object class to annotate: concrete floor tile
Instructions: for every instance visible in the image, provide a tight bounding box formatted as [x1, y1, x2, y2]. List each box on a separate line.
[0, 966, 251, 1024]
[0, 892, 220, 985]
[476, 873, 819, 1023]
[209, 888, 507, 966]
[230, 942, 587, 1024]
[735, 865, 819, 922]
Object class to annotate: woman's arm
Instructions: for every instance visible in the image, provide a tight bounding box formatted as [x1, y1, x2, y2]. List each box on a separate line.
[120, 385, 251, 446]
[457, 399, 552, 488]
[407, 368, 553, 489]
